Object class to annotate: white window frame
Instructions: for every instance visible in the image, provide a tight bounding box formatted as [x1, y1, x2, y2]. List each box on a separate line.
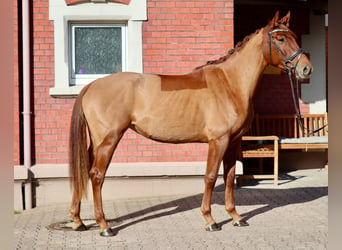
[48, 0, 146, 97]
[69, 23, 127, 85]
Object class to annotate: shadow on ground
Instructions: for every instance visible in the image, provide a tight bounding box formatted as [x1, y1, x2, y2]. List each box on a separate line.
[111, 187, 327, 234]
[48, 172, 327, 235]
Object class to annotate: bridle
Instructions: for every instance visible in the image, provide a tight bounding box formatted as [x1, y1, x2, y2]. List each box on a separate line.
[267, 27, 304, 73]
[267, 27, 327, 136]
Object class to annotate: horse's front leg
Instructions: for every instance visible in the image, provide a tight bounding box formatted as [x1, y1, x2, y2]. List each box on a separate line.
[201, 135, 229, 231]
[223, 141, 249, 227]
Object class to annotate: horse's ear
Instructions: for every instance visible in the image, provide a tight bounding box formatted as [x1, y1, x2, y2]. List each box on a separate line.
[268, 11, 279, 29]
[279, 11, 291, 27]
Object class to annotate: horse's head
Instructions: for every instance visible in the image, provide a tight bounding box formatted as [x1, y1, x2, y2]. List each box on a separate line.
[265, 11, 313, 79]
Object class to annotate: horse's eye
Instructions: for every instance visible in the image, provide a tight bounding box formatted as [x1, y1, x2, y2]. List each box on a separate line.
[278, 37, 286, 43]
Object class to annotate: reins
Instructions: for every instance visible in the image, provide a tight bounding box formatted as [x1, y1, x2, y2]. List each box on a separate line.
[267, 27, 327, 136]
[287, 69, 328, 136]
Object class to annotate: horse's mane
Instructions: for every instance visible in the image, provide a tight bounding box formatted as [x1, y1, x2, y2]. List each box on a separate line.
[194, 29, 261, 70]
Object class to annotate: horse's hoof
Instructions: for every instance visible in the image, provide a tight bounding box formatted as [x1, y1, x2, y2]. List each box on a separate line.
[205, 223, 221, 232]
[233, 219, 249, 227]
[74, 223, 88, 231]
[100, 228, 116, 237]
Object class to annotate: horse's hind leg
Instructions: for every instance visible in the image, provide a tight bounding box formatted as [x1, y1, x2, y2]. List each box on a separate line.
[69, 143, 94, 231]
[70, 192, 87, 231]
[90, 131, 123, 237]
[222, 141, 248, 227]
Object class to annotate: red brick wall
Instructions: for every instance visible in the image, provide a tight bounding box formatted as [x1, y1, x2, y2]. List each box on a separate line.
[14, 0, 234, 165]
[143, 0, 234, 74]
[253, 74, 309, 114]
[14, 0, 79, 165]
[32, 1, 75, 165]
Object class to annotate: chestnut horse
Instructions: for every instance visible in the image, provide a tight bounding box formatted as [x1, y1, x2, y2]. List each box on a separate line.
[69, 11, 312, 236]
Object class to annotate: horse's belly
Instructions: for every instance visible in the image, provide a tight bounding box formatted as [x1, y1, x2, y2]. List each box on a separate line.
[131, 117, 208, 143]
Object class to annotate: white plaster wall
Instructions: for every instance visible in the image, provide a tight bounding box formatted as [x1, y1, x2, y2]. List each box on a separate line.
[301, 12, 327, 114]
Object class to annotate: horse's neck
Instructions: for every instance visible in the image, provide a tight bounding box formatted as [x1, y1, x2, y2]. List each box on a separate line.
[221, 28, 268, 99]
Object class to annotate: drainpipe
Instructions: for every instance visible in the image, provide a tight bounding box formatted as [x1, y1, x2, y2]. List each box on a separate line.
[22, 0, 32, 209]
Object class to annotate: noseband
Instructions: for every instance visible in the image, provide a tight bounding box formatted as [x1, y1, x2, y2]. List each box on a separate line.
[267, 27, 304, 72]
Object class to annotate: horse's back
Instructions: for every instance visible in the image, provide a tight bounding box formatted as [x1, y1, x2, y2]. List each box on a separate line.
[81, 71, 212, 142]
[81, 70, 241, 143]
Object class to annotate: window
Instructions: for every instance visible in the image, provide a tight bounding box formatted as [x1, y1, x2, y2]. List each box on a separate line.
[70, 23, 127, 85]
[48, 0, 147, 97]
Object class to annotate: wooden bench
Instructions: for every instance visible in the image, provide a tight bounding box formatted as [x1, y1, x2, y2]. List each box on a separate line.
[238, 113, 328, 186]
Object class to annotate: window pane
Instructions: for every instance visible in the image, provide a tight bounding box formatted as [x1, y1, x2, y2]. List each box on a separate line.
[74, 26, 122, 75]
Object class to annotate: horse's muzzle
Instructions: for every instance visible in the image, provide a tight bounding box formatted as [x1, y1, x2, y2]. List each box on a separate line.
[296, 64, 313, 79]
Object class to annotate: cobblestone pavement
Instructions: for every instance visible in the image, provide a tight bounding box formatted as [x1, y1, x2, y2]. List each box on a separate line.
[14, 169, 328, 250]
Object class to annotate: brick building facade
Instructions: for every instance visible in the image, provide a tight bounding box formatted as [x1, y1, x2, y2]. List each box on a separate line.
[14, 0, 235, 166]
[13, 1, 327, 173]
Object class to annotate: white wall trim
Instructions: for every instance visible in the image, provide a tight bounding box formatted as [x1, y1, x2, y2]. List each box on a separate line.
[14, 166, 29, 180]
[48, 0, 146, 97]
[14, 162, 227, 180]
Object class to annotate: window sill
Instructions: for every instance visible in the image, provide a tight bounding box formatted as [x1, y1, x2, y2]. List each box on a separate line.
[49, 85, 85, 98]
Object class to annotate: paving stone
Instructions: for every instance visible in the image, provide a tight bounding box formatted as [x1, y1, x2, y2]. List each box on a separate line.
[14, 169, 327, 250]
